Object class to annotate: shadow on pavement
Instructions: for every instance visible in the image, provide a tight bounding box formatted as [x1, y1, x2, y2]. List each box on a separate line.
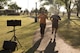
[44, 39, 58, 53]
[25, 36, 58, 53]
[25, 38, 42, 53]
[0, 50, 12, 53]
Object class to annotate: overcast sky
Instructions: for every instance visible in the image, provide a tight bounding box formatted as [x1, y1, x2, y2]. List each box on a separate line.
[11, 0, 40, 11]
[4, 0, 67, 12]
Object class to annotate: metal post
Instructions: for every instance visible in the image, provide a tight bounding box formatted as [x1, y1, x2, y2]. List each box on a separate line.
[35, 2, 38, 22]
[13, 26, 16, 41]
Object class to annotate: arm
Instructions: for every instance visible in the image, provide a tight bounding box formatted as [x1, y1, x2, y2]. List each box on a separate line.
[50, 16, 51, 20]
[44, 14, 48, 19]
[58, 17, 61, 20]
[50, 15, 54, 20]
[58, 16, 61, 20]
[46, 15, 48, 19]
[38, 14, 41, 19]
[50, 16, 52, 20]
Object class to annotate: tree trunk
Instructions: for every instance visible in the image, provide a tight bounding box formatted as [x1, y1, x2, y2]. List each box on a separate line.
[76, 6, 79, 18]
[67, 11, 71, 20]
[67, 6, 71, 20]
[65, 0, 71, 20]
[77, 11, 79, 17]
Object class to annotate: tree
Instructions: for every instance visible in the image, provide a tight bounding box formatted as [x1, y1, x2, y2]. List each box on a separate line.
[0, 5, 3, 9]
[0, 0, 10, 9]
[48, 0, 53, 4]
[40, 0, 75, 19]
[41, 1, 49, 6]
[40, 0, 44, 2]
[8, 2, 21, 12]
[39, 0, 64, 12]
[24, 9, 29, 15]
[75, 0, 80, 17]
[60, 0, 72, 19]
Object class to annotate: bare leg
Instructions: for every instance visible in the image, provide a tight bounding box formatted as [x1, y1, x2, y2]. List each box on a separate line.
[54, 28, 58, 41]
[51, 28, 55, 42]
[52, 28, 54, 34]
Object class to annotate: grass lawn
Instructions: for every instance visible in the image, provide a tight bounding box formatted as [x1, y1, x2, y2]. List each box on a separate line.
[0, 15, 39, 53]
[0, 15, 80, 53]
[58, 15, 80, 48]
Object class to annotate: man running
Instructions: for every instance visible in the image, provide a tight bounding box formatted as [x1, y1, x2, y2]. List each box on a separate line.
[50, 13, 61, 38]
[38, 10, 48, 38]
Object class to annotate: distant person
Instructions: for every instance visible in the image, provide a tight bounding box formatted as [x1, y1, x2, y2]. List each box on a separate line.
[50, 13, 61, 38]
[62, 12, 65, 16]
[38, 11, 48, 38]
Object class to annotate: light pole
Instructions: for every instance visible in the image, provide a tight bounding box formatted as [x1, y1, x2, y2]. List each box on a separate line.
[35, 2, 38, 22]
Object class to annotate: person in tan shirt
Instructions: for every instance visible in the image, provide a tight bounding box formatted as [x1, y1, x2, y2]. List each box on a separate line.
[38, 11, 48, 38]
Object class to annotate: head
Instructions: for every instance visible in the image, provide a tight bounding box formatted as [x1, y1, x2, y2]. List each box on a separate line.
[39, 7, 46, 14]
[54, 10, 59, 15]
[40, 11, 45, 14]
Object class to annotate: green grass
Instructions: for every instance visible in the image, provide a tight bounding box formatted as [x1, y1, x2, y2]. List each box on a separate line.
[0, 15, 39, 53]
[1, 15, 80, 52]
[58, 16, 80, 48]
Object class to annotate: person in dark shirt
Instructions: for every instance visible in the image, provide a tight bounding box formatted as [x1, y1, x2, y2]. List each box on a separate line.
[50, 13, 61, 38]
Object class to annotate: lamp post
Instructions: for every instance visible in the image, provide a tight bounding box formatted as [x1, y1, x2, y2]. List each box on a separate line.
[35, 2, 38, 22]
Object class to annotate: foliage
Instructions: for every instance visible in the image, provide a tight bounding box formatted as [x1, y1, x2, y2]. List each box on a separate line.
[0, 0, 10, 2]
[8, 2, 21, 10]
[40, 0, 64, 5]
[0, 0, 10, 9]
[55, 0, 64, 5]
[60, 0, 72, 19]
[41, 1, 50, 6]
[47, 0, 53, 4]
[0, 6, 4, 9]
[39, 0, 74, 19]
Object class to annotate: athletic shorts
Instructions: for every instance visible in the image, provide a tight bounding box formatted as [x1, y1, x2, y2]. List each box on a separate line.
[52, 23, 58, 29]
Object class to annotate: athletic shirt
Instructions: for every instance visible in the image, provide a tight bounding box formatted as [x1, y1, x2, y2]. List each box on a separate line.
[50, 15, 61, 25]
[38, 14, 48, 24]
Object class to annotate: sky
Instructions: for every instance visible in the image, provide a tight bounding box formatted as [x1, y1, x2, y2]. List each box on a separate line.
[4, 0, 67, 12]
[11, 0, 40, 11]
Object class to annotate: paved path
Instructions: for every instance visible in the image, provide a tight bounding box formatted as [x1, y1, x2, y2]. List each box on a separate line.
[33, 20, 80, 53]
